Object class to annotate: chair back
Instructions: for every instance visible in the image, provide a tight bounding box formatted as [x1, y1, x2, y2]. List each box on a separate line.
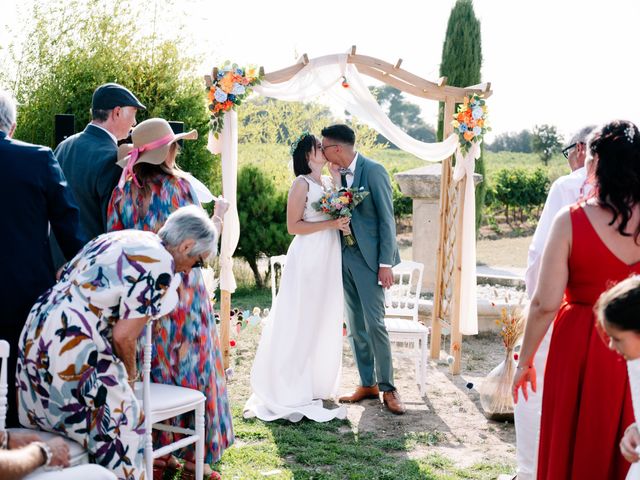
[269, 255, 287, 305]
[384, 261, 424, 321]
[0, 340, 9, 431]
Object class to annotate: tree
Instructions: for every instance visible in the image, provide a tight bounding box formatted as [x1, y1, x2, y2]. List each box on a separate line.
[235, 166, 290, 288]
[371, 85, 436, 146]
[486, 130, 533, 153]
[532, 124, 563, 166]
[437, 0, 485, 231]
[1, 0, 218, 189]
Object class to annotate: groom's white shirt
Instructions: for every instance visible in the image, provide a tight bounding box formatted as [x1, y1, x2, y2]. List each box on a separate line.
[344, 152, 391, 269]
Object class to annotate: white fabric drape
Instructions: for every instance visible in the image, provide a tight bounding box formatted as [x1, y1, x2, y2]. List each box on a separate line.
[207, 110, 239, 293]
[453, 142, 481, 335]
[255, 54, 459, 162]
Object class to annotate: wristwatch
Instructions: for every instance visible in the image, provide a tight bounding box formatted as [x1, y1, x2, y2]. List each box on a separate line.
[33, 441, 53, 468]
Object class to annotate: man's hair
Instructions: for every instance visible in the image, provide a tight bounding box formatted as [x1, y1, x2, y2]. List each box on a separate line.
[91, 108, 112, 122]
[0, 89, 17, 134]
[321, 124, 355, 145]
[567, 125, 597, 147]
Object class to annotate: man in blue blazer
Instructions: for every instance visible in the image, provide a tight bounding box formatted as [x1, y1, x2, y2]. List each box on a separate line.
[321, 124, 405, 414]
[0, 89, 85, 426]
[51, 83, 145, 267]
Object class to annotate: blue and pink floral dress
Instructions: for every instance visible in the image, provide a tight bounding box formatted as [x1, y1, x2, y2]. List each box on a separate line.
[107, 172, 234, 466]
[16, 230, 180, 480]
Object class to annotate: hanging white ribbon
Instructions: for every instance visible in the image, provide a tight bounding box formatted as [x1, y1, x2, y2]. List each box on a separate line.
[207, 110, 239, 293]
[452, 141, 482, 335]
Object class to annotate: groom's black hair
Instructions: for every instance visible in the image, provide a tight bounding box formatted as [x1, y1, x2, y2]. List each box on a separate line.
[292, 134, 315, 177]
[321, 124, 355, 145]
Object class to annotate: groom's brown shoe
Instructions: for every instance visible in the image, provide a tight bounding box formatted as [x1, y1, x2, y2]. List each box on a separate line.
[339, 385, 380, 403]
[382, 390, 406, 415]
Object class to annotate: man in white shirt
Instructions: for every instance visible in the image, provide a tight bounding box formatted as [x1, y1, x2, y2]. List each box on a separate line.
[514, 125, 596, 479]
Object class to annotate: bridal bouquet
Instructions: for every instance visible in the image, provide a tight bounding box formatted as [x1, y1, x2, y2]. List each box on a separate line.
[312, 187, 369, 246]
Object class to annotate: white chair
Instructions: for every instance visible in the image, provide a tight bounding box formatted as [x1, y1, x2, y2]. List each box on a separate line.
[269, 254, 287, 304]
[136, 321, 206, 480]
[383, 261, 429, 395]
[0, 339, 89, 467]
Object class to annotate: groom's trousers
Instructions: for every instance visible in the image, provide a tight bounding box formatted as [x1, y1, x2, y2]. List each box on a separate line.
[342, 244, 395, 392]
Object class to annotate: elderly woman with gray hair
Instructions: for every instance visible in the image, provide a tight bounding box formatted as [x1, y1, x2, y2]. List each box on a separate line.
[107, 118, 233, 479]
[15, 206, 220, 480]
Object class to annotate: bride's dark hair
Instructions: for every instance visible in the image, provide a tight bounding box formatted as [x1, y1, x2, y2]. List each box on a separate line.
[291, 134, 316, 177]
[590, 120, 640, 242]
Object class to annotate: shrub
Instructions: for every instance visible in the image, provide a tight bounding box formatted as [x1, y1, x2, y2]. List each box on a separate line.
[492, 167, 549, 223]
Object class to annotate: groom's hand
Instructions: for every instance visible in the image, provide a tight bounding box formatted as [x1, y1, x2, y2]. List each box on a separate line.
[378, 266, 393, 289]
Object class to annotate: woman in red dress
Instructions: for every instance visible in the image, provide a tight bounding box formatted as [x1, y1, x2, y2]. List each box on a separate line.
[513, 120, 640, 479]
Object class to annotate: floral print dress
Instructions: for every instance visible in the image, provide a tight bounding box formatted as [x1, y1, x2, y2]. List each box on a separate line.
[16, 230, 180, 480]
[107, 172, 234, 465]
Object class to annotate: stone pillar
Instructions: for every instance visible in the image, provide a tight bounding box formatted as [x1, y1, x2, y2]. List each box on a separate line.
[395, 163, 482, 293]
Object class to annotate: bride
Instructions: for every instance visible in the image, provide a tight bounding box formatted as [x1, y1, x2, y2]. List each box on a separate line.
[243, 132, 350, 422]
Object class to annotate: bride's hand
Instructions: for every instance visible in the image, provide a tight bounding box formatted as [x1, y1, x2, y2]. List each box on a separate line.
[512, 364, 537, 403]
[334, 217, 351, 233]
[213, 196, 230, 218]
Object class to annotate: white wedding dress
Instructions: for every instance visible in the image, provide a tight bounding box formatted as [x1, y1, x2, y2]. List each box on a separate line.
[243, 175, 347, 422]
[627, 358, 640, 479]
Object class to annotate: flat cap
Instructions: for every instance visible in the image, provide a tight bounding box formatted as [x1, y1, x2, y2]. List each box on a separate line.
[92, 83, 146, 111]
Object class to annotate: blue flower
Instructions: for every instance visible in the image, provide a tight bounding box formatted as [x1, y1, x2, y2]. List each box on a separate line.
[459, 124, 468, 133]
[473, 126, 482, 135]
[472, 107, 483, 120]
[228, 94, 236, 102]
[214, 89, 228, 103]
[231, 83, 246, 95]
[235, 68, 243, 75]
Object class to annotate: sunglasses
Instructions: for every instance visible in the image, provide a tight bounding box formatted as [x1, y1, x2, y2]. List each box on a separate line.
[192, 256, 205, 269]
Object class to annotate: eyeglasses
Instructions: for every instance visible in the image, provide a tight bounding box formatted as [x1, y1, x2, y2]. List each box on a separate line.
[192, 256, 205, 269]
[562, 143, 578, 159]
[320, 144, 339, 153]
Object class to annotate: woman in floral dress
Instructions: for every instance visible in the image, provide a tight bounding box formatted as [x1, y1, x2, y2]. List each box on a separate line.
[107, 118, 233, 478]
[16, 206, 220, 480]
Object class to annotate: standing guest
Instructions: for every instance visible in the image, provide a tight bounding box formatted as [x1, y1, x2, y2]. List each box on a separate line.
[107, 118, 233, 479]
[51, 83, 145, 267]
[0, 89, 85, 428]
[514, 125, 595, 480]
[17, 206, 219, 480]
[513, 120, 640, 479]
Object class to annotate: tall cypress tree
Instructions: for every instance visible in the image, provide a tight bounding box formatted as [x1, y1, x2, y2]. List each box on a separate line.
[437, 0, 485, 231]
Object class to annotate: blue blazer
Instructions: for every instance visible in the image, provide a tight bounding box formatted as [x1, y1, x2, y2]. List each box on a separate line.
[0, 131, 85, 328]
[349, 153, 401, 272]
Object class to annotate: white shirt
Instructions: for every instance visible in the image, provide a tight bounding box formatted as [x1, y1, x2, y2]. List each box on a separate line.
[525, 166, 590, 297]
[90, 122, 118, 145]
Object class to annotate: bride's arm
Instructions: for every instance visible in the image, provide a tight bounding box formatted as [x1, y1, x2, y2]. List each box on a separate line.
[287, 177, 347, 235]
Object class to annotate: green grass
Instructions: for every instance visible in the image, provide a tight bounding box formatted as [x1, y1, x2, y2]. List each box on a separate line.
[228, 286, 272, 311]
[206, 406, 513, 479]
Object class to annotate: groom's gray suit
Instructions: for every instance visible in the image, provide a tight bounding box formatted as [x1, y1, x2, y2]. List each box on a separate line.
[342, 153, 400, 392]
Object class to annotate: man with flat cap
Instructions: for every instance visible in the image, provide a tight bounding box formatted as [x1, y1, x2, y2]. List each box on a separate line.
[52, 83, 145, 266]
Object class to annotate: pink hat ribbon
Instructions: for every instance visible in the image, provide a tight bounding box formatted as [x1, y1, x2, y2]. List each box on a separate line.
[118, 133, 175, 189]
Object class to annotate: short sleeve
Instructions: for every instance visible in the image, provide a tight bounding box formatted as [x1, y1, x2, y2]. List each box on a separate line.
[118, 248, 180, 320]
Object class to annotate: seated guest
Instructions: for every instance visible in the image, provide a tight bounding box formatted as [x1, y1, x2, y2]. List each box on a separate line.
[16, 206, 220, 480]
[0, 430, 115, 479]
[0, 89, 85, 427]
[107, 118, 233, 479]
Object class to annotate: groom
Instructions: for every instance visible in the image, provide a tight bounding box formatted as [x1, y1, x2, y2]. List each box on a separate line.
[321, 124, 405, 414]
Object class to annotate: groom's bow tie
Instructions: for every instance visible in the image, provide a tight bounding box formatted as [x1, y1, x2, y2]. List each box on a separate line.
[339, 167, 353, 176]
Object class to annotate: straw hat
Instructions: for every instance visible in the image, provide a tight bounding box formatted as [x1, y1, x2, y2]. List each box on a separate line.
[117, 118, 197, 168]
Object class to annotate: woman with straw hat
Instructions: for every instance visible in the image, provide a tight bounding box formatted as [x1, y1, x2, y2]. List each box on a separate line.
[107, 118, 233, 479]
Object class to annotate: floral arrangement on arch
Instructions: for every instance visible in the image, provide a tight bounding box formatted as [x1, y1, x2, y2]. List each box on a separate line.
[207, 62, 263, 137]
[452, 93, 490, 153]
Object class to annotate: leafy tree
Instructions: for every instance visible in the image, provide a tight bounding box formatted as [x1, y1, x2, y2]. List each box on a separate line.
[1, 0, 218, 189]
[370, 85, 436, 146]
[532, 124, 563, 166]
[235, 166, 290, 287]
[486, 130, 533, 153]
[437, 0, 485, 231]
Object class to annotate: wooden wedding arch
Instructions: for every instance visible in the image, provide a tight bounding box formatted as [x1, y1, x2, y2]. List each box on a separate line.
[207, 46, 492, 375]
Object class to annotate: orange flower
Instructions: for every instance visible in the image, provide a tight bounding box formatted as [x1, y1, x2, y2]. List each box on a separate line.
[463, 131, 474, 141]
[219, 73, 235, 94]
[477, 119, 484, 127]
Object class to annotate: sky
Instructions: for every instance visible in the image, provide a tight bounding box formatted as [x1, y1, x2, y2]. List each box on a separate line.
[2, 0, 640, 143]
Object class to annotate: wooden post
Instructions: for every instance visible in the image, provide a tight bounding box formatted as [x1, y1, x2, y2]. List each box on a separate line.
[430, 96, 456, 360]
[220, 290, 231, 370]
[449, 178, 466, 375]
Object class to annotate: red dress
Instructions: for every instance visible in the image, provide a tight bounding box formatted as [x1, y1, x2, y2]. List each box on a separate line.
[538, 205, 635, 479]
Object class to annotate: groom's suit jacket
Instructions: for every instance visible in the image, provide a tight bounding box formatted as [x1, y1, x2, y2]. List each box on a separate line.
[348, 153, 401, 272]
